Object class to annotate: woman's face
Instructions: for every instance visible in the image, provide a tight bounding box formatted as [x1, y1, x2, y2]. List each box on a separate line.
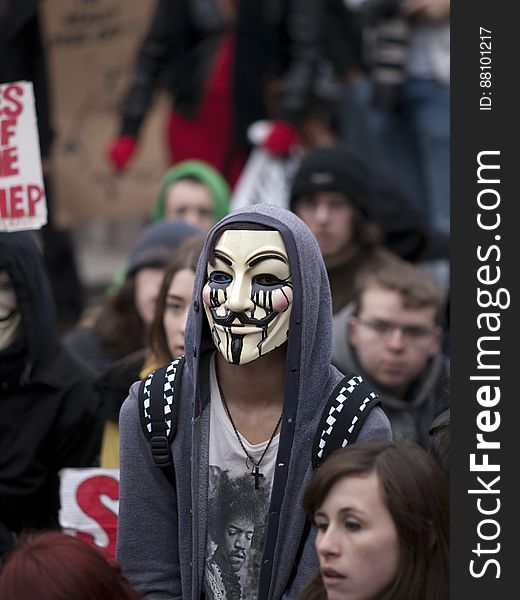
[314, 471, 399, 600]
[163, 268, 195, 358]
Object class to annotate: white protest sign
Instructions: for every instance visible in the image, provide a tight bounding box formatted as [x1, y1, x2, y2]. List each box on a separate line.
[0, 81, 47, 231]
[59, 468, 120, 559]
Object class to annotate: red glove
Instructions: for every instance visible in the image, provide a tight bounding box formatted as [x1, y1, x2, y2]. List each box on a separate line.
[107, 135, 137, 172]
[262, 121, 299, 157]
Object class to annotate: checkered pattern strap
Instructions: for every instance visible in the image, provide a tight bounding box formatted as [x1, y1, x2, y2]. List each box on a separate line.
[138, 356, 185, 473]
[312, 375, 381, 470]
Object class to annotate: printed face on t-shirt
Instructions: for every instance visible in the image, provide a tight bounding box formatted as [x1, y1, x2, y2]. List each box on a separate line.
[202, 230, 293, 365]
[220, 515, 255, 572]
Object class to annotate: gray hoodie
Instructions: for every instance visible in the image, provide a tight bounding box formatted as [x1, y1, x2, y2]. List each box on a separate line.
[116, 205, 391, 599]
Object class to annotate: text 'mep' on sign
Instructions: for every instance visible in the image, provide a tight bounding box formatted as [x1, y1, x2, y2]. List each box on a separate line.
[1, 81, 47, 232]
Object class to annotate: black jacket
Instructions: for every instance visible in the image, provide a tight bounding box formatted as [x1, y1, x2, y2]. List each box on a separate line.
[0, 0, 53, 158]
[119, 0, 320, 143]
[0, 232, 102, 554]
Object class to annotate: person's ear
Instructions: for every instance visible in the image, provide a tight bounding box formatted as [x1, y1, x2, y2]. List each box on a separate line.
[348, 316, 359, 347]
[428, 326, 443, 357]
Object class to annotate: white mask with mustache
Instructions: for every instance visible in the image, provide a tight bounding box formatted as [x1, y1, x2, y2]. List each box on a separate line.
[0, 270, 21, 351]
[202, 230, 293, 365]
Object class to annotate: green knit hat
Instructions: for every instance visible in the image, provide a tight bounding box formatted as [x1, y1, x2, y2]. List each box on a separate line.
[151, 160, 231, 223]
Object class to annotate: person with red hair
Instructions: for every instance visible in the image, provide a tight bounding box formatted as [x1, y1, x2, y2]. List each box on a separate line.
[0, 532, 142, 600]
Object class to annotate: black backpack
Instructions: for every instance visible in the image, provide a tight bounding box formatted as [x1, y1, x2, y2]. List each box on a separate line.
[138, 355, 382, 483]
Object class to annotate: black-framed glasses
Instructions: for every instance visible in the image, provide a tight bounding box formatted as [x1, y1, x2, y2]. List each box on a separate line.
[356, 318, 436, 342]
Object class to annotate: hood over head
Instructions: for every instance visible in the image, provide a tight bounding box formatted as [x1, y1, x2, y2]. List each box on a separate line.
[151, 160, 231, 223]
[185, 204, 338, 428]
[0, 231, 58, 368]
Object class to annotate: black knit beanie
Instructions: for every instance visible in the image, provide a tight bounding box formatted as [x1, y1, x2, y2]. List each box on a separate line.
[289, 145, 375, 217]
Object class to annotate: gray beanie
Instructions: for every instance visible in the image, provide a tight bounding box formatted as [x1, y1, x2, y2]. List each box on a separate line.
[126, 220, 202, 277]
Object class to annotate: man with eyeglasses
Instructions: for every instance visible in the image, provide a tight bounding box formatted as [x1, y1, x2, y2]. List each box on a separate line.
[332, 256, 449, 448]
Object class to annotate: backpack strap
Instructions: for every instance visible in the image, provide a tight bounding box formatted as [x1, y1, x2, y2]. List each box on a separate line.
[138, 355, 185, 485]
[312, 374, 381, 470]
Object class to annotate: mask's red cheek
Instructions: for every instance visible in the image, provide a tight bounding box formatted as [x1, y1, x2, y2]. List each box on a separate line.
[272, 288, 293, 312]
[202, 286, 212, 306]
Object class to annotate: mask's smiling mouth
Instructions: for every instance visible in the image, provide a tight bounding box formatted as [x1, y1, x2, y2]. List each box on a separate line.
[209, 309, 278, 329]
[0, 309, 16, 323]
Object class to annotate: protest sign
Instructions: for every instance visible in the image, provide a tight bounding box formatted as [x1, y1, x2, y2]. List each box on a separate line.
[59, 468, 120, 559]
[0, 81, 47, 231]
[39, 0, 169, 227]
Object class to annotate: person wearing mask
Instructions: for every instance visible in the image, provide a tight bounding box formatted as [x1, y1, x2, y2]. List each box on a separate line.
[0, 232, 102, 559]
[0, 0, 84, 332]
[116, 205, 391, 598]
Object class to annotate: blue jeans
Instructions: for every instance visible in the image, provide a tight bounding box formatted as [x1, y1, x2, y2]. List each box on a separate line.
[341, 76, 450, 235]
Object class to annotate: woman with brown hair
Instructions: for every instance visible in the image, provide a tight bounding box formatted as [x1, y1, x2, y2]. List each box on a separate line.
[0, 531, 142, 599]
[143, 234, 205, 375]
[98, 234, 205, 467]
[301, 441, 449, 600]
[63, 220, 201, 373]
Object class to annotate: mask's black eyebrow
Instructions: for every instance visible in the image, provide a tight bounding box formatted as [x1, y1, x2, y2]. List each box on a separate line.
[213, 251, 232, 266]
[248, 253, 287, 268]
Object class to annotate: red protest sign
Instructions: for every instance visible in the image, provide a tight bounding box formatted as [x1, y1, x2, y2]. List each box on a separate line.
[0, 81, 47, 231]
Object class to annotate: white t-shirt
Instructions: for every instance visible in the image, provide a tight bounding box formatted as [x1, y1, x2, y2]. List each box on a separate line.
[204, 356, 279, 600]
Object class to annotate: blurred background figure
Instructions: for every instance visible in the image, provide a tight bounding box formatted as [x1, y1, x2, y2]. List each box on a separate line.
[301, 441, 449, 600]
[97, 234, 205, 468]
[0, 232, 102, 559]
[289, 144, 449, 313]
[151, 160, 231, 233]
[332, 257, 449, 447]
[63, 220, 201, 373]
[289, 144, 397, 314]
[105, 0, 323, 187]
[323, 0, 450, 235]
[0, 531, 142, 599]
[0, 0, 84, 333]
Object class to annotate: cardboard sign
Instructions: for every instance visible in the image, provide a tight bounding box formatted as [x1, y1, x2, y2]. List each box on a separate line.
[0, 81, 47, 231]
[39, 0, 170, 227]
[59, 468, 120, 559]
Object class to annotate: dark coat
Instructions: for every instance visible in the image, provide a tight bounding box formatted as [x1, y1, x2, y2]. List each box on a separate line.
[119, 0, 321, 143]
[0, 232, 102, 555]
